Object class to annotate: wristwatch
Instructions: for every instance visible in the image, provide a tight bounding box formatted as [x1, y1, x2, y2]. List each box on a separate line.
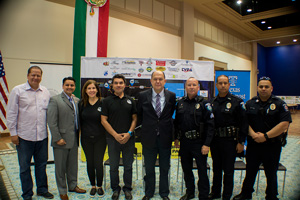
[263, 132, 269, 140]
[128, 131, 132, 136]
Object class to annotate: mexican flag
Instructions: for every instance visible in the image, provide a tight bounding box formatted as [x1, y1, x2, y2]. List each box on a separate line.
[73, 0, 110, 96]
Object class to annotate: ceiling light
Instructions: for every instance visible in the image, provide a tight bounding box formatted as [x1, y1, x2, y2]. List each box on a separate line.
[267, 26, 272, 29]
[237, 0, 242, 4]
[261, 21, 266, 24]
[276, 41, 280, 44]
[293, 39, 297, 42]
[247, 9, 252, 12]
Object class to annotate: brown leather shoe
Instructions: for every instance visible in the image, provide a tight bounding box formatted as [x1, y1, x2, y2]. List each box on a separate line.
[60, 194, 69, 200]
[69, 186, 86, 193]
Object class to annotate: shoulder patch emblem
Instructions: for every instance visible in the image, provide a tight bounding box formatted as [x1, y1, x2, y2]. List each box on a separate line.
[240, 102, 246, 110]
[205, 103, 212, 112]
[283, 104, 289, 112]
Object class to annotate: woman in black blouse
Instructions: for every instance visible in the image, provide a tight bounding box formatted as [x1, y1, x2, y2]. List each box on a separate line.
[79, 80, 107, 197]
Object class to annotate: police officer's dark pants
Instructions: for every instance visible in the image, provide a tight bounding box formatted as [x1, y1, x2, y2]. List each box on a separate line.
[143, 136, 171, 198]
[241, 141, 282, 200]
[180, 139, 209, 199]
[210, 137, 237, 199]
[107, 137, 134, 192]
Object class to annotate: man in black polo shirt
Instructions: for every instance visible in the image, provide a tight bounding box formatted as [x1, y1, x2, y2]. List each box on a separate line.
[101, 74, 137, 200]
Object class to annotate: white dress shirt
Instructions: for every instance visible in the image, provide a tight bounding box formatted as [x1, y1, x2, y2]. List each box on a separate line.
[152, 88, 165, 111]
[7, 82, 50, 141]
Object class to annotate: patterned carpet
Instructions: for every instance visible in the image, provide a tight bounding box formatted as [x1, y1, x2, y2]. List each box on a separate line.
[0, 136, 299, 200]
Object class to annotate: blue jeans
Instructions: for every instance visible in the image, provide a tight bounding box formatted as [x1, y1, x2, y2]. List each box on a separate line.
[16, 137, 49, 199]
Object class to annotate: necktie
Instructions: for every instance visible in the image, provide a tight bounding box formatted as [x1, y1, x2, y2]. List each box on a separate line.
[155, 94, 161, 117]
[70, 97, 78, 130]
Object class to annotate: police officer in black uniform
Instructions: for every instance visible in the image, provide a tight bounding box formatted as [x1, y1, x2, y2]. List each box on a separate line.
[233, 77, 292, 200]
[209, 75, 248, 200]
[174, 77, 214, 200]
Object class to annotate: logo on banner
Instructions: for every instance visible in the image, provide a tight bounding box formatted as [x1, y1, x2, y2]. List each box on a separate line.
[122, 60, 136, 65]
[103, 61, 109, 66]
[121, 73, 136, 77]
[156, 66, 166, 71]
[111, 61, 119, 65]
[146, 59, 152, 65]
[168, 67, 180, 72]
[139, 61, 144, 66]
[129, 79, 135, 86]
[138, 68, 144, 73]
[156, 60, 166, 66]
[169, 60, 177, 66]
[229, 76, 238, 86]
[182, 60, 193, 66]
[104, 71, 108, 76]
[112, 70, 118, 76]
[138, 73, 141, 77]
[182, 68, 192, 72]
[146, 66, 153, 72]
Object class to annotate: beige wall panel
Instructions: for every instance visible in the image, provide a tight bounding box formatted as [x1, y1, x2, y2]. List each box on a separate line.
[153, 0, 164, 21]
[194, 19, 198, 33]
[110, 0, 125, 8]
[107, 17, 181, 59]
[211, 25, 218, 42]
[233, 37, 238, 49]
[126, 0, 140, 13]
[246, 43, 252, 56]
[204, 23, 212, 39]
[175, 9, 181, 27]
[0, 0, 74, 90]
[224, 32, 229, 46]
[218, 29, 224, 44]
[197, 20, 205, 37]
[228, 34, 234, 48]
[194, 42, 252, 71]
[140, 0, 153, 18]
[164, 5, 175, 25]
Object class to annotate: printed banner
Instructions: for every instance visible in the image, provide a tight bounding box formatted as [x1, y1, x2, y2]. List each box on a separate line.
[215, 70, 250, 102]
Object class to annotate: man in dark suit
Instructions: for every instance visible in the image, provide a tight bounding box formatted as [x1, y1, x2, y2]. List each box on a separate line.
[47, 77, 86, 200]
[137, 71, 176, 200]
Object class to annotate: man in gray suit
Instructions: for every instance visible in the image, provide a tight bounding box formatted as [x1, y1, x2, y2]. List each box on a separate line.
[47, 77, 86, 200]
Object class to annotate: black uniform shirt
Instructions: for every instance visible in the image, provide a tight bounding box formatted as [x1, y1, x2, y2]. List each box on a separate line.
[101, 94, 137, 138]
[79, 99, 106, 139]
[211, 93, 248, 143]
[245, 95, 292, 143]
[174, 95, 214, 146]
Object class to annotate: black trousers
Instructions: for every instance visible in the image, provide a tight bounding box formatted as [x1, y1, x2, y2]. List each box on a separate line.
[81, 136, 107, 187]
[179, 139, 209, 199]
[143, 137, 171, 198]
[210, 137, 237, 199]
[241, 141, 282, 199]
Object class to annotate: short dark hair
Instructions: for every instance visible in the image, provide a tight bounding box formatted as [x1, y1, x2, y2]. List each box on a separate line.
[62, 76, 76, 85]
[151, 71, 165, 79]
[112, 74, 126, 84]
[216, 75, 229, 83]
[258, 76, 272, 85]
[28, 66, 43, 75]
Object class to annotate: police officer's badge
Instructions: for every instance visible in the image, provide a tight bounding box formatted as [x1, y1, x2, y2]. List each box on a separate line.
[270, 103, 276, 110]
[205, 103, 212, 111]
[195, 103, 200, 109]
[97, 107, 101, 112]
[127, 99, 132, 104]
[226, 102, 231, 109]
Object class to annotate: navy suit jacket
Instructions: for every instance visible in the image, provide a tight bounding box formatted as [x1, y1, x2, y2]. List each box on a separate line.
[137, 89, 176, 148]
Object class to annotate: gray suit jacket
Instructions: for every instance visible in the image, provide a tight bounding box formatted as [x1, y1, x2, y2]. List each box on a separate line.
[47, 92, 80, 149]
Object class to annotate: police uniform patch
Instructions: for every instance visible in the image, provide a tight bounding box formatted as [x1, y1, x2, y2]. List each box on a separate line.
[226, 102, 231, 109]
[240, 102, 246, 110]
[195, 103, 200, 109]
[97, 107, 101, 112]
[127, 99, 132, 104]
[205, 103, 212, 112]
[270, 103, 276, 110]
[283, 104, 289, 112]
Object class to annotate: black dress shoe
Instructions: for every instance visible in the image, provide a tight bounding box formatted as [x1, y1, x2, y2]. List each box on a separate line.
[124, 190, 133, 200]
[142, 196, 151, 200]
[180, 193, 195, 200]
[37, 192, 54, 199]
[162, 197, 170, 200]
[112, 190, 120, 200]
[233, 193, 252, 200]
[208, 193, 221, 199]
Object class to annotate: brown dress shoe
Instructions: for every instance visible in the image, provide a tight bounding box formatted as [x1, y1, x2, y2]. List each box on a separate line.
[60, 194, 69, 200]
[69, 186, 86, 193]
